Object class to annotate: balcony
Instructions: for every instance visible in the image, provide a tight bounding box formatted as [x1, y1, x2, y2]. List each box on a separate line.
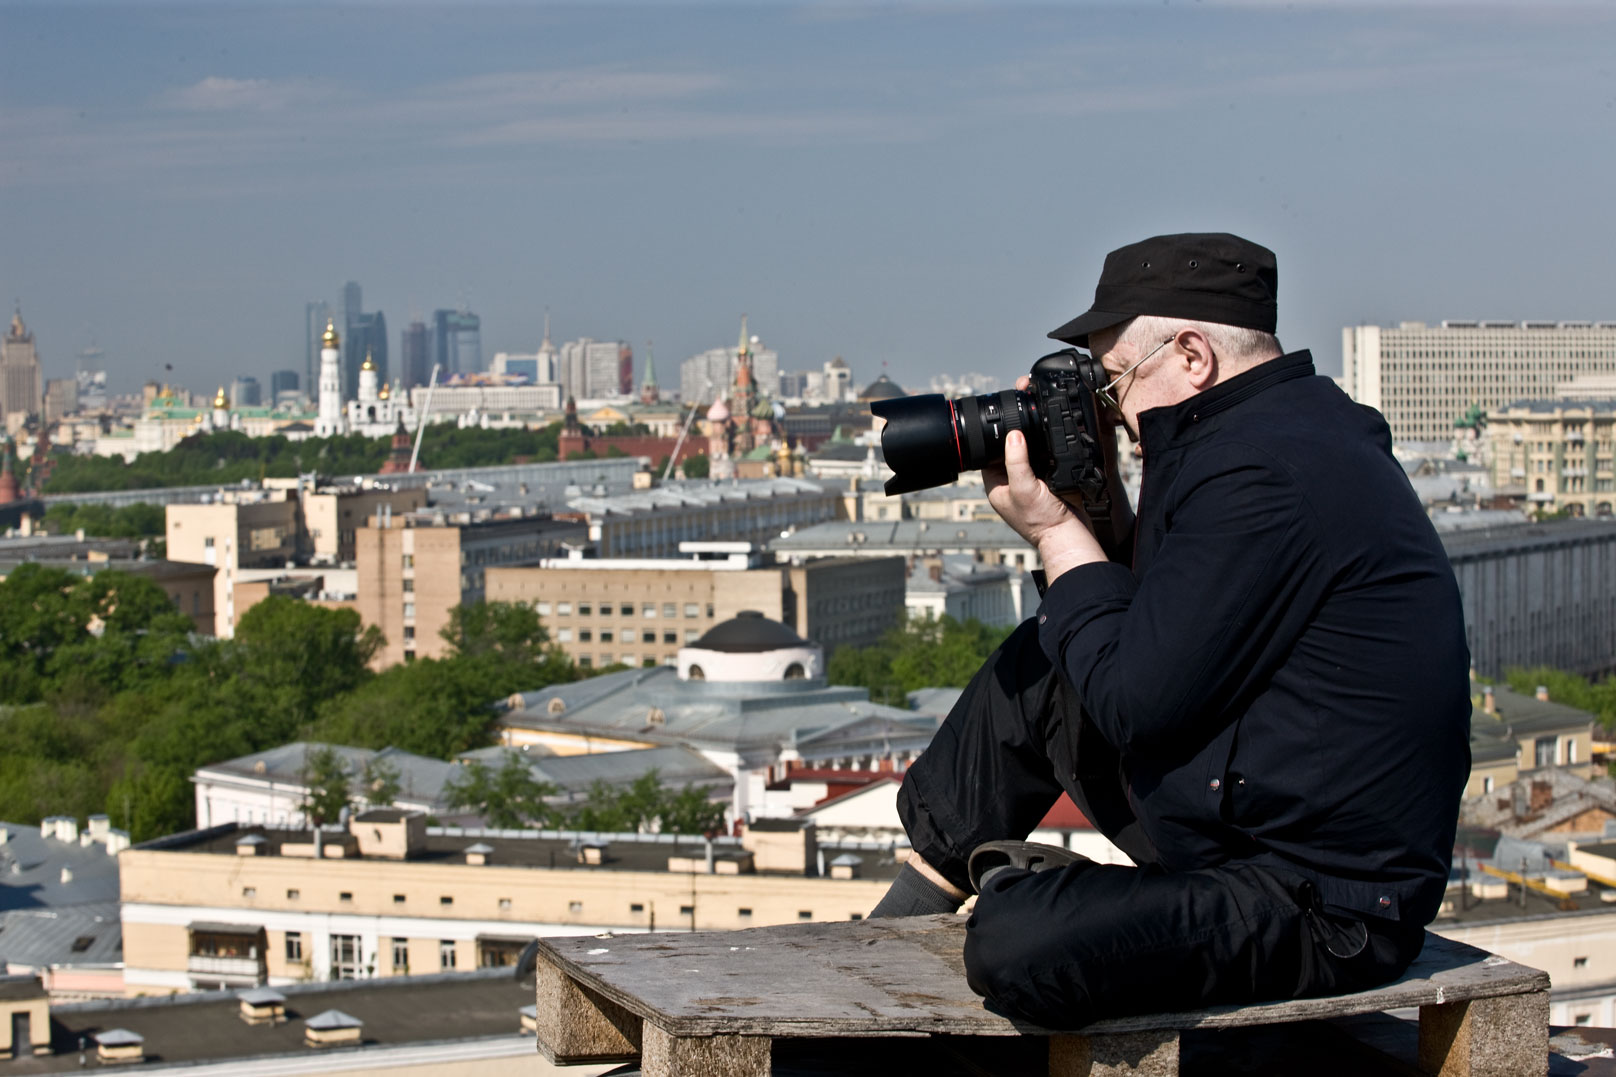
[187, 954, 264, 980]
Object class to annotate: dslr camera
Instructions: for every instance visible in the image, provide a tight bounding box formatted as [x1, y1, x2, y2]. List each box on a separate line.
[870, 349, 1112, 510]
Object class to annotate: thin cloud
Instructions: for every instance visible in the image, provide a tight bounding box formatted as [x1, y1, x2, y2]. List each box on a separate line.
[160, 76, 334, 113]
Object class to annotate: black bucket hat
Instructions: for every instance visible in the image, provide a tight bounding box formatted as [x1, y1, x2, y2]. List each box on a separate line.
[1049, 232, 1278, 347]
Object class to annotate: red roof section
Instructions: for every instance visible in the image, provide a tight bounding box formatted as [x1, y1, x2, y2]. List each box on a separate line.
[1037, 793, 1095, 831]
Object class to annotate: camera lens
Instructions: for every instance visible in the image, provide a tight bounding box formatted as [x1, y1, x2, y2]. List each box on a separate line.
[871, 395, 964, 495]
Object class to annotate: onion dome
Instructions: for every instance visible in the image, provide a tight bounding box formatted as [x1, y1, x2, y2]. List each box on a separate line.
[213, 386, 229, 409]
[706, 398, 731, 422]
[361, 351, 375, 372]
[322, 319, 339, 350]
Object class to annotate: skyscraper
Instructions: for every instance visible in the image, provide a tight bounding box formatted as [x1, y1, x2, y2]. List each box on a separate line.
[305, 301, 332, 402]
[345, 311, 388, 402]
[230, 376, 262, 408]
[433, 309, 481, 377]
[1, 309, 43, 421]
[557, 338, 630, 399]
[270, 370, 300, 403]
[402, 319, 431, 387]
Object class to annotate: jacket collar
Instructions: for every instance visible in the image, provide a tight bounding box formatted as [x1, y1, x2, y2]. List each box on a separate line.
[1136, 350, 1315, 452]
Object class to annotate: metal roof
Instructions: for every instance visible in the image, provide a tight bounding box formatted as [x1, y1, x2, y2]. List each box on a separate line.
[0, 822, 122, 911]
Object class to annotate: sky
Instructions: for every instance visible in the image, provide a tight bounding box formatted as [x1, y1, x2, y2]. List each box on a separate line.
[3, 2, 1616, 397]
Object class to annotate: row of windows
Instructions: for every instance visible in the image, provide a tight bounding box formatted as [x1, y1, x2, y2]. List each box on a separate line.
[255, 886, 509, 911]
[536, 601, 713, 619]
[288, 931, 457, 974]
[558, 628, 692, 645]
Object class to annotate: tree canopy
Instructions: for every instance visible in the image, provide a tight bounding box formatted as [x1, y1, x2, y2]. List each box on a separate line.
[827, 612, 1012, 706]
[0, 573, 576, 842]
[41, 423, 568, 495]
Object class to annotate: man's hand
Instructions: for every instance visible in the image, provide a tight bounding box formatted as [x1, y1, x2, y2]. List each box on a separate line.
[985, 428, 1109, 586]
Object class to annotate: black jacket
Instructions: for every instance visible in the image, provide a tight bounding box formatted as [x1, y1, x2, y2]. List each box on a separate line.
[1037, 351, 1470, 924]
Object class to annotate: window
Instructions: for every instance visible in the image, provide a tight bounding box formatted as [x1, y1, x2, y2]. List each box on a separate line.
[392, 937, 409, 973]
[402, 578, 414, 593]
[393, 893, 406, 905]
[536, 601, 552, 616]
[620, 603, 633, 616]
[580, 629, 593, 642]
[498, 897, 512, 911]
[1570, 740, 1579, 765]
[1575, 956, 1589, 968]
[1535, 735, 1557, 768]
[664, 631, 677, 644]
[558, 602, 573, 615]
[285, 932, 304, 962]
[580, 656, 593, 669]
[558, 628, 573, 642]
[798, 910, 813, 921]
[339, 891, 353, 904]
[685, 629, 700, 643]
[242, 887, 256, 899]
[403, 554, 414, 569]
[600, 629, 614, 643]
[440, 940, 457, 969]
[849, 913, 863, 921]
[439, 895, 453, 907]
[621, 628, 637, 644]
[680, 905, 695, 916]
[685, 603, 700, 618]
[643, 604, 657, 618]
[286, 888, 300, 901]
[569, 901, 583, 913]
[737, 908, 752, 921]
[630, 903, 645, 913]
[663, 603, 677, 617]
[204, 536, 215, 548]
[331, 934, 363, 979]
[579, 603, 593, 615]
[707, 604, 714, 617]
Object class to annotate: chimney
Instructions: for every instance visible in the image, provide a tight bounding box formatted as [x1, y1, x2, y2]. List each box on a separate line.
[1482, 686, 1496, 714]
[1530, 779, 1554, 814]
[1536, 685, 1550, 703]
[929, 563, 943, 582]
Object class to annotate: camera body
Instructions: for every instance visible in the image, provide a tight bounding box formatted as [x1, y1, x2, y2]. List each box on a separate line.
[871, 348, 1112, 508]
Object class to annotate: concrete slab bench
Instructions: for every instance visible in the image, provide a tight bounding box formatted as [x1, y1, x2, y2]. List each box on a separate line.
[531, 913, 1550, 1077]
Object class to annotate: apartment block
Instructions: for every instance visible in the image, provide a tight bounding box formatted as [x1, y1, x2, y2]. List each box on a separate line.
[486, 547, 903, 668]
[300, 485, 427, 563]
[166, 485, 425, 637]
[165, 494, 301, 637]
[119, 812, 890, 994]
[567, 477, 844, 559]
[1487, 399, 1616, 516]
[1342, 320, 1616, 442]
[355, 511, 585, 666]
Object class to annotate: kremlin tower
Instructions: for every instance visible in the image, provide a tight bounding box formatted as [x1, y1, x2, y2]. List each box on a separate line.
[315, 319, 345, 437]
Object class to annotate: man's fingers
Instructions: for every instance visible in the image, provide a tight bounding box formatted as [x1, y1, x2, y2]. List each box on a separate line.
[1015, 375, 1031, 392]
[1003, 429, 1034, 484]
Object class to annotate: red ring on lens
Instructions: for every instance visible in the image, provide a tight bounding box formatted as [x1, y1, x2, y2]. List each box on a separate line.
[949, 399, 964, 470]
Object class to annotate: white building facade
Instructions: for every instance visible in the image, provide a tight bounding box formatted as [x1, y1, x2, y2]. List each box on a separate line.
[1342, 321, 1616, 442]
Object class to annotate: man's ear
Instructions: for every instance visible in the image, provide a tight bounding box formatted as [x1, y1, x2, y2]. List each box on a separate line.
[1178, 329, 1218, 391]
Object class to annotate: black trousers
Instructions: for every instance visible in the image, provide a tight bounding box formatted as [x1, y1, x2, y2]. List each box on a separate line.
[897, 618, 1426, 1029]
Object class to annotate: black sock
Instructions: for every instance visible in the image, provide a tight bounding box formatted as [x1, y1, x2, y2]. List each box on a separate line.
[868, 861, 963, 918]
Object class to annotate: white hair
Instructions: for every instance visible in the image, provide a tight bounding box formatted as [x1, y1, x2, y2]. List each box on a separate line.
[1115, 315, 1282, 368]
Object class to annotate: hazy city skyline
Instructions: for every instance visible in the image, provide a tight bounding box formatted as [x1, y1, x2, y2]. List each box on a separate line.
[4, 3, 1616, 396]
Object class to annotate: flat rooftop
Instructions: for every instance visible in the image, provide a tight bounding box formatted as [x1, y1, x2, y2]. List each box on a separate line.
[148, 823, 904, 882]
[4, 968, 533, 1074]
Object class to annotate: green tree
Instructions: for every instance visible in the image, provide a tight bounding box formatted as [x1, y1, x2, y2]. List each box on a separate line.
[660, 784, 728, 836]
[232, 598, 383, 741]
[828, 613, 1013, 703]
[563, 770, 726, 835]
[441, 600, 553, 665]
[361, 756, 402, 808]
[444, 753, 561, 829]
[301, 745, 352, 826]
[681, 454, 710, 479]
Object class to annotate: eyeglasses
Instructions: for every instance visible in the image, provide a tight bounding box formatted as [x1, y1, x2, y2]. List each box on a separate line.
[1094, 336, 1174, 414]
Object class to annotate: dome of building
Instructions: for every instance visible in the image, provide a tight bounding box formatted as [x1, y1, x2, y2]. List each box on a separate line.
[678, 611, 822, 682]
[706, 398, 731, 422]
[858, 374, 906, 402]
